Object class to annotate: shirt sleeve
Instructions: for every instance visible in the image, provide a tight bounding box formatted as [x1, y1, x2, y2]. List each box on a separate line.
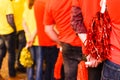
[71, 0, 87, 33]
[43, 1, 55, 25]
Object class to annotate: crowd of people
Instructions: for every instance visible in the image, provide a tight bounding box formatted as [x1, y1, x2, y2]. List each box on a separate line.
[0, 0, 120, 80]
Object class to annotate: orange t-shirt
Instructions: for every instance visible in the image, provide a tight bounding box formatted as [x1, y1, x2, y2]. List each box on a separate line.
[34, 0, 56, 46]
[106, 0, 120, 65]
[72, 0, 101, 29]
[82, 0, 101, 29]
[44, 0, 82, 46]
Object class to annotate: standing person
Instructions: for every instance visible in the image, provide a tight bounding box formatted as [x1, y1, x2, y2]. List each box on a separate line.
[11, 0, 26, 73]
[100, 0, 120, 80]
[71, 0, 103, 80]
[23, 0, 43, 80]
[44, 0, 83, 80]
[0, 0, 17, 79]
[34, 0, 59, 80]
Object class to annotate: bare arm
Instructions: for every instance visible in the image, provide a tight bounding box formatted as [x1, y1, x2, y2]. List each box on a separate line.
[78, 34, 87, 44]
[71, 6, 87, 43]
[22, 19, 31, 36]
[6, 14, 16, 32]
[22, 19, 33, 47]
[45, 25, 60, 44]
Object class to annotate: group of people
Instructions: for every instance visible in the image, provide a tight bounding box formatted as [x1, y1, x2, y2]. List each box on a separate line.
[0, 0, 58, 80]
[44, 0, 120, 80]
[0, 0, 120, 80]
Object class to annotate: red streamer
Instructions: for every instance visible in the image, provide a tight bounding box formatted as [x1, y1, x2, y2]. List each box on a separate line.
[84, 11, 111, 60]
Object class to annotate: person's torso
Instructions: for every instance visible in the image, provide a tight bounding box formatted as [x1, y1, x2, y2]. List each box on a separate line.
[80, 0, 101, 29]
[34, 0, 56, 46]
[106, 0, 120, 64]
[12, 0, 25, 32]
[48, 0, 82, 46]
[0, 0, 14, 35]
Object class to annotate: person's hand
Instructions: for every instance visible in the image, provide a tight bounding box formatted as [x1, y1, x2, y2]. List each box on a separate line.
[59, 46, 62, 52]
[26, 34, 34, 47]
[85, 54, 102, 68]
[26, 40, 33, 47]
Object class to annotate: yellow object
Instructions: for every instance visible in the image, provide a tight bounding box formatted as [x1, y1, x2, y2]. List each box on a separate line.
[19, 47, 33, 68]
[0, 0, 14, 35]
[12, 0, 25, 32]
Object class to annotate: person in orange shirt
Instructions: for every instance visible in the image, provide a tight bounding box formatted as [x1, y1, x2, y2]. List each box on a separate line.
[71, 0, 103, 80]
[44, 0, 83, 80]
[34, 0, 59, 80]
[72, 0, 120, 80]
[100, 0, 120, 80]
